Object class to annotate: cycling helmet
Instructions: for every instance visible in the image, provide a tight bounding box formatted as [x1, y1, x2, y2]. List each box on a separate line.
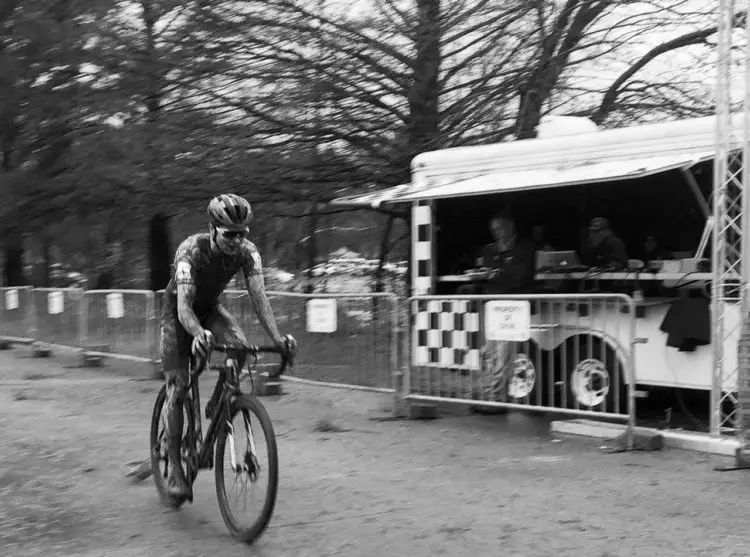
[207, 194, 253, 228]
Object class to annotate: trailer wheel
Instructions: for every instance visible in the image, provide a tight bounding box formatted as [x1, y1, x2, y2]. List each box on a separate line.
[506, 350, 537, 401]
[564, 337, 628, 415]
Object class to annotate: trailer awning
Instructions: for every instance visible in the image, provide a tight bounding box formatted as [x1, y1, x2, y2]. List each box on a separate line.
[329, 184, 411, 209]
[396, 152, 715, 202]
[330, 152, 714, 207]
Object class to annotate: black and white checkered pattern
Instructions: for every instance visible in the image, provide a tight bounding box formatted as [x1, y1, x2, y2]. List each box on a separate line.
[412, 201, 432, 296]
[414, 300, 481, 369]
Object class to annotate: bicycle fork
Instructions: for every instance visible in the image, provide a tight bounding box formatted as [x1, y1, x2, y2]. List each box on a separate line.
[227, 411, 259, 480]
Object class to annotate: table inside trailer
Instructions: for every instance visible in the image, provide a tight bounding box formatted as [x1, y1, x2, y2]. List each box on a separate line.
[438, 272, 712, 283]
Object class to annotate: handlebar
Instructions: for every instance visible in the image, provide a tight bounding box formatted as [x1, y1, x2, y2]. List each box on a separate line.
[192, 334, 297, 378]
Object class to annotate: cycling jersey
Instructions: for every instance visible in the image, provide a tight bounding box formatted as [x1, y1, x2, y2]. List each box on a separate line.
[162, 233, 262, 319]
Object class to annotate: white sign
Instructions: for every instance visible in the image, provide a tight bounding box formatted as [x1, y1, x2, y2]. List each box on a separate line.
[306, 299, 337, 333]
[106, 293, 125, 319]
[48, 291, 64, 315]
[5, 289, 19, 311]
[484, 300, 531, 342]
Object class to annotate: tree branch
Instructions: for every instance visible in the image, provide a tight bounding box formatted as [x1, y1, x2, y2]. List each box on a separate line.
[592, 10, 746, 125]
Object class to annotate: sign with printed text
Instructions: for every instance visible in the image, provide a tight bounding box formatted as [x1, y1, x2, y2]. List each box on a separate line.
[106, 293, 125, 319]
[5, 289, 19, 311]
[306, 299, 337, 333]
[48, 291, 64, 315]
[484, 300, 531, 342]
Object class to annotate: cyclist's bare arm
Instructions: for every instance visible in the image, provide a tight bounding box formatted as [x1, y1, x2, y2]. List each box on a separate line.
[242, 252, 282, 343]
[174, 259, 204, 337]
[177, 283, 204, 337]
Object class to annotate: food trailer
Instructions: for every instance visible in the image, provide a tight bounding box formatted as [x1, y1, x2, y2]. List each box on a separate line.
[333, 114, 745, 423]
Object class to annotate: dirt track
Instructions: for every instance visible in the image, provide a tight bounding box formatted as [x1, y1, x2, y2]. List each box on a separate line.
[1, 346, 749, 557]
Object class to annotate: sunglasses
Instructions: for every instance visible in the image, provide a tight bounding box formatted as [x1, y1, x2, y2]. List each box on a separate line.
[218, 228, 248, 239]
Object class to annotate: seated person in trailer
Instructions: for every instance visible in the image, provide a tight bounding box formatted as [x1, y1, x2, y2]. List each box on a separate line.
[479, 212, 536, 295]
[580, 217, 628, 269]
[639, 234, 669, 263]
[457, 212, 535, 295]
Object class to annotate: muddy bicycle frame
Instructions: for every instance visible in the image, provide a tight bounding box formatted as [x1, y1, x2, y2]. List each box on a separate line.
[185, 344, 287, 473]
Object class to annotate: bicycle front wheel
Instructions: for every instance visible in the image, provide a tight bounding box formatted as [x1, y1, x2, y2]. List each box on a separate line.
[215, 394, 279, 544]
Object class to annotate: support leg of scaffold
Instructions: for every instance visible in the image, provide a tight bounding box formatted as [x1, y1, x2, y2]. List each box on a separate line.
[713, 448, 750, 472]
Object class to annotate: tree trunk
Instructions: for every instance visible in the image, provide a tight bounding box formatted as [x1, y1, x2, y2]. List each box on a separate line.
[516, 86, 546, 140]
[3, 234, 24, 287]
[399, 0, 442, 178]
[41, 234, 51, 287]
[514, 1, 610, 139]
[142, 0, 167, 290]
[374, 214, 395, 294]
[149, 213, 172, 291]
[304, 204, 320, 294]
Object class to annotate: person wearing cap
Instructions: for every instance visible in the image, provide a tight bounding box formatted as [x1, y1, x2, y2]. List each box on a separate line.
[581, 217, 628, 269]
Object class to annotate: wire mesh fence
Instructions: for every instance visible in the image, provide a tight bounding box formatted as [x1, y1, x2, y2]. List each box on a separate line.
[0, 287, 399, 392]
[406, 294, 636, 422]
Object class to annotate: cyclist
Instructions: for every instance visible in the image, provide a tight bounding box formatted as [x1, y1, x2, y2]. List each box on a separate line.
[160, 193, 294, 500]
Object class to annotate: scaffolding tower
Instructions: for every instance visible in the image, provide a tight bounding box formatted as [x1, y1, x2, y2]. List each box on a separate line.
[713, 0, 750, 438]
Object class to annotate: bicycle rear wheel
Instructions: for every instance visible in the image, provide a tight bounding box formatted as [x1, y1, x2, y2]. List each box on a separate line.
[214, 394, 279, 544]
[150, 384, 195, 509]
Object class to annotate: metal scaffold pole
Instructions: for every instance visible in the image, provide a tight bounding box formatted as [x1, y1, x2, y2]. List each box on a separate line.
[714, 0, 750, 464]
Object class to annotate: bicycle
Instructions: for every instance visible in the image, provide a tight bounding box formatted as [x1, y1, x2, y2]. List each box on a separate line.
[150, 334, 296, 544]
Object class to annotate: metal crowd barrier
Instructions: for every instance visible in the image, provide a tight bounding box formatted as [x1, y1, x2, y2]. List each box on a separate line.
[221, 290, 399, 392]
[80, 290, 157, 363]
[0, 287, 400, 393]
[0, 287, 34, 343]
[405, 294, 637, 426]
[0, 288, 159, 365]
[32, 288, 82, 349]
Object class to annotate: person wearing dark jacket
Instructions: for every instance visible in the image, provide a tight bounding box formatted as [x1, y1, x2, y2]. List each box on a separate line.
[480, 214, 536, 295]
[472, 213, 536, 406]
[581, 217, 628, 268]
[638, 235, 670, 263]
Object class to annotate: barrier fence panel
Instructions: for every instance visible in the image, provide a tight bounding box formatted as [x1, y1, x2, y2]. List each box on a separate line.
[32, 288, 82, 350]
[82, 290, 157, 363]
[406, 294, 637, 424]
[1, 287, 401, 390]
[0, 287, 34, 343]
[221, 290, 399, 391]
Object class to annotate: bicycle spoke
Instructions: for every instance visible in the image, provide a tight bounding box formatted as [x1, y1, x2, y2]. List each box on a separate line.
[232, 472, 251, 513]
[215, 398, 277, 543]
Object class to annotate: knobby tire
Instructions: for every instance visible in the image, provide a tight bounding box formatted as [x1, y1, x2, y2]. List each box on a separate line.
[214, 394, 279, 544]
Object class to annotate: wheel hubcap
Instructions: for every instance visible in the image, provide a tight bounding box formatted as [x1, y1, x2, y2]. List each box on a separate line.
[571, 358, 610, 407]
[507, 353, 536, 400]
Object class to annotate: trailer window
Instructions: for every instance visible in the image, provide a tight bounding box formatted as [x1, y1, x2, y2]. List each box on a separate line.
[434, 160, 711, 275]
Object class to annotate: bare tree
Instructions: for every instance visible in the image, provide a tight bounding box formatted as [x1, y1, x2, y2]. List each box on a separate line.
[0, 0, 119, 285]
[1, 0, 733, 287]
